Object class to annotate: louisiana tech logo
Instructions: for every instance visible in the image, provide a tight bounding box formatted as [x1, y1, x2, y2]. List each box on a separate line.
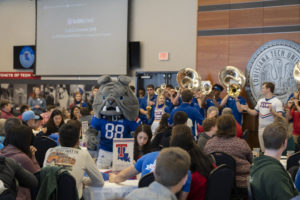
[246, 40, 300, 105]
[19, 46, 35, 68]
[116, 144, 130, 162]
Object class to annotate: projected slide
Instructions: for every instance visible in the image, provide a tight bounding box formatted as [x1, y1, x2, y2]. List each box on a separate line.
[36, 0, 128, 76]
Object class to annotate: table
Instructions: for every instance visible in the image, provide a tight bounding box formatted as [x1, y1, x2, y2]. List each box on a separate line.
[83, 180, 138, 200]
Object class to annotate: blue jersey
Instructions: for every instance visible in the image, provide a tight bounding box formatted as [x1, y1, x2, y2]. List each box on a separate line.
[206, 97, 222, 108]
[225, 96, 246, 125]
[91, 116, 139, 152]
[168, 103, 204, 137]
[135, 151, 192, 192]
[164, 97, 173, 113]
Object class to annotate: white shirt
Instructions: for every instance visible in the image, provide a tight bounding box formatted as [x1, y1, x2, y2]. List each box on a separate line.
[255, 96, 283, 129]
[43, 146, 104, 198]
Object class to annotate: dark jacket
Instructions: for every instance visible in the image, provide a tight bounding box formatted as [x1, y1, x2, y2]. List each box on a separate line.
[0, 156, 38, 196]
[250, 155, 299, 200]
[151, 127, 172, 151]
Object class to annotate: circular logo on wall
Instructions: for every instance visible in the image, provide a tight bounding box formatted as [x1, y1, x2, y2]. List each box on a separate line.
[245, 39, 300, 105]
[19, 46, 35, 68]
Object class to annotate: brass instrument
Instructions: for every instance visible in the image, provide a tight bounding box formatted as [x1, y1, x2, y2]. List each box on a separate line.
[146, 92, 152, 120]
[293, 61, 300, 83]
[176, 68, 212, 96]
[177, 68, 201, 90]
[155, 83, 167, 95]
[200, 80, 212, 95]
[219, 66, 246, 98]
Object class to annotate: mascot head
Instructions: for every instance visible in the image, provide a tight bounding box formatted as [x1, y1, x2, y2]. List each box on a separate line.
[93, 75, 139, 121]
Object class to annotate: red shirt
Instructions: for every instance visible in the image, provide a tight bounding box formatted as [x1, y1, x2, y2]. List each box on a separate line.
[187, 171, 207, 200]
[0, 109, 13, 119]
[291, 108, 300, 135]
[198, 123, 242, 138]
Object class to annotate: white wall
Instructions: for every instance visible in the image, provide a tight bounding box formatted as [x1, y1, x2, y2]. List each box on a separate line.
[130, 0, 197, 72]
[0, 0, 197, 74]
[0, 0, 35, 72]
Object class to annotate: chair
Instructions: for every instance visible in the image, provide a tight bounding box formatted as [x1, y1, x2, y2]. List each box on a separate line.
[211, 151, 236, 172]
[287, 151, 300, 170]
[57, 172, 78, 200]
[247, 176, 255, 200]
[205, 164, 235, 200]
[33, 136, 57, 167]
[242, 129, 249, 141]
[138, 172, 154, 188]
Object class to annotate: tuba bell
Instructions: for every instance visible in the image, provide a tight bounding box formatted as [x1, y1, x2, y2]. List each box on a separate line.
[177, 68, 201, 90]
[219, 66, 246, 98]
[293, 61, 300, 84]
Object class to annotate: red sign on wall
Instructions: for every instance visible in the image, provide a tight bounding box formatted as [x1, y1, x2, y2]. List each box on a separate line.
[0, 72, 40, 79]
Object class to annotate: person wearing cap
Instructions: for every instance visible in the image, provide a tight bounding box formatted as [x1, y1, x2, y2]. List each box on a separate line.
[204, 84, 224, 113]
[22, 111, 43, 135]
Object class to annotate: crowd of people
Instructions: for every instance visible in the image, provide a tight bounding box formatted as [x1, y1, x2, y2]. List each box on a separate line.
[0, 80, 299, 200]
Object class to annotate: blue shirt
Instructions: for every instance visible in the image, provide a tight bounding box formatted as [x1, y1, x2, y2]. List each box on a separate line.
[134, 151, 192, 192]
[225, 96, 246, 125]
[168, 103, 204, 137]
[139, 94, 157, 124]
[91, 116, 138, 152]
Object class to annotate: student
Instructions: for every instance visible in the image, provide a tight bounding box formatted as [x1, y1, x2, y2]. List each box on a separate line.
[28, 87, 46, 115]
[133, 124, 152, 161]
[126, 147, 191, 200]
[69, 92, 88, 109]
[170, 125, 215, 200]
[168, 89, 203, 138]
[0, 125, 40, 200]
[0, 99, 13, 119]
[43, 123, 104, 199]
[244, 82, 283, 151]
[197, 117, 217, 150]
[250, 117, 299, 200]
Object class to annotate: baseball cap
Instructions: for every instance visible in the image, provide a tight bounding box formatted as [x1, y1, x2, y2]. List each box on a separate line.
[22, 110, 40, 121]
[212, 84, 224, 92]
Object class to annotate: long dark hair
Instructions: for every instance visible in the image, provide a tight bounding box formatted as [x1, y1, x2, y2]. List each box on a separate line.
[156, 113, 170, 133]
[170, 124, 214, 178]
[5, 124, 32, 158]
[45, 109, 65, 136]
[133, 124, 152, 161]
[70, 106, 80, 120]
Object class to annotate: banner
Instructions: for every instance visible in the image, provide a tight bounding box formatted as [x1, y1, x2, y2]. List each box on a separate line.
[112, 138, 134, 171]
[0, 72, 40, 79]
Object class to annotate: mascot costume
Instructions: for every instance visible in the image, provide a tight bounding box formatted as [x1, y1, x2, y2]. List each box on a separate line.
[88, 75, 139, 168]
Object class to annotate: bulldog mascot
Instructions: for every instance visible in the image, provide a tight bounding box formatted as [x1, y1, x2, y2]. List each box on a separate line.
[87, 75, 139, 168]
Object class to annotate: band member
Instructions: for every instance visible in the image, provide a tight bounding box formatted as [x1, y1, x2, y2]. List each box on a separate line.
[243, 82, 283, 151]
[139, 84, 157, 124]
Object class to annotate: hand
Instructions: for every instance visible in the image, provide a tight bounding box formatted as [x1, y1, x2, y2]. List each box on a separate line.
[41, 127, 47, 134]
[109, 173, 118, 183]
[242, 104, 249, 111]
[30, 145, 37, 156]
[294, 92, 299, 99]
[149, 101, 155, 106]
[268, 104, 273, 112]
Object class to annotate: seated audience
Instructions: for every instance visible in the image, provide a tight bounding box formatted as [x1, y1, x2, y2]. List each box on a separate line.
[70, 105, 81, 120]
[40, 105, 55, 126]
[0, 119, 6, 150]
[126, 147, 191, 200]
[250, 116, 299, 200]
[42, 109, 65, 137]
[0, 155, 38, 199]
[204, 114, 252, 196]
[197, 106, 218, 134]
[43, 123, 104, 199]
[152, 111, 188, 151]
[221, 107, 243, 138]
[170, 125, 215, 200]
[134, 124, 152, 161]
[0, 125, 40, 200]
[17, 104, 30, 120]
[197, 117, 217, 150]
[0, 99, 13, 119]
